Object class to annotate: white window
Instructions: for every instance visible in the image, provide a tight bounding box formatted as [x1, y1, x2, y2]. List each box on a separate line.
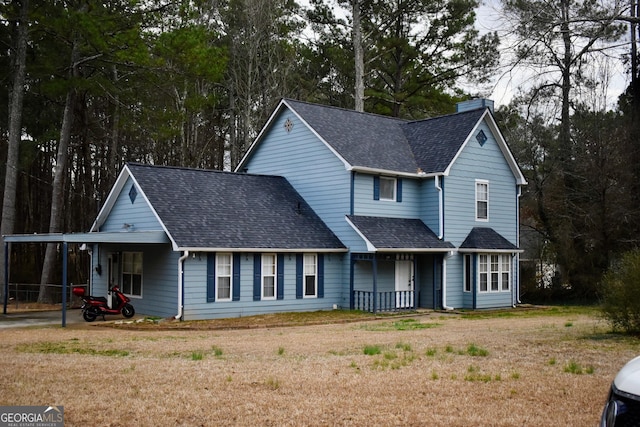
[380, 177, 396, 201]
[501, 256, 511, 291]
[216, 253, 232, 301]
[479, 255, 488, 292]
[478, 253, 511, 293]
[122, 252, 143, 297]
[304, 254, 317, 297]
[476, 180, 489, 221]
[262, 253, 276, 299]
[464, 254, 472, 292]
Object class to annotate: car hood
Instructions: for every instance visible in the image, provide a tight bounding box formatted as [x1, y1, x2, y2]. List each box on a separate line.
[614, 355, 640, 396]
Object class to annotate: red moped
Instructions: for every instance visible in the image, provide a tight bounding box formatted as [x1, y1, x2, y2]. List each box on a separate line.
[73, 285, 135, 322]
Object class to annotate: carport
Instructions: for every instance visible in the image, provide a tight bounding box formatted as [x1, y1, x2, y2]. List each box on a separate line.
[2, 231, 168, 327]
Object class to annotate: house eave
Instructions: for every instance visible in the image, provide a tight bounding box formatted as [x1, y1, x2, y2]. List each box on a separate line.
[3, 231, 171, 244]
[350, 165, 442, 179]
[175, 247, 349, 253]
[458, 248, 524, 254]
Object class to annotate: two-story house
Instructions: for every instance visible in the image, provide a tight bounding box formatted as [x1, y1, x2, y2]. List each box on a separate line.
[4, 98, 525, 320]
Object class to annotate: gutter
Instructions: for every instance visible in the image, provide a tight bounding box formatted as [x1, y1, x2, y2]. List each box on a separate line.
[175, 250, 189, 320]
[442, 251, 454, 310]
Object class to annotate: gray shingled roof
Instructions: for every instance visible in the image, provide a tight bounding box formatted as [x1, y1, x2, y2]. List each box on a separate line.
[347, 215, 454, 250]
[127, 163, 345, 250]
[459, 227, 519, 251]
[284, 99, 486, 174]
[402, 109, 486, 173]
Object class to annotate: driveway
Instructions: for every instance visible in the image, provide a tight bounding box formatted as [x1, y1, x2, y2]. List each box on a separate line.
[0, 309, 84, 328]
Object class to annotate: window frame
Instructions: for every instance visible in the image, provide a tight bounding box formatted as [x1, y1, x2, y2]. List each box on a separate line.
[261, 253, 277, 300]
[475, 180, 489, 221]
[216, 253, 233, 301]
[121, 251, 143, 298]
[379, 176, 397, 201]
[477, 253, 511, 293]
[303, 253, 317, 298]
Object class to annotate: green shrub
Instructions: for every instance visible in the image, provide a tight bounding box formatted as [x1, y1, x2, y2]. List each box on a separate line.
[601, 249, 640, 334]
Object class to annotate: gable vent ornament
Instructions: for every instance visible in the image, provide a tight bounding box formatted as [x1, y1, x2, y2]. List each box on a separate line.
[476, 130, 487, 146]
[284, 118, 294, 133]
[129, 185, 137, 204]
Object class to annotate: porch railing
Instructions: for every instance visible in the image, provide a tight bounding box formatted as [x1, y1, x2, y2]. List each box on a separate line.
[353, 290, 418, 313]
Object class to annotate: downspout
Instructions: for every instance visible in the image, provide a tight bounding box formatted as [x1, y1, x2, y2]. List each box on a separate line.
[175, 250, 189, 320]
[516, 186, 522, 306]
[442, 251, 454, 310]
[435, 176, 444, 239]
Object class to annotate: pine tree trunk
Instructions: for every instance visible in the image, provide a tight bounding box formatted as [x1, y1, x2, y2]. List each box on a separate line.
[1, 0, 29, 302]
[353, 0, 365, 112]
[38, 42, 77, 304]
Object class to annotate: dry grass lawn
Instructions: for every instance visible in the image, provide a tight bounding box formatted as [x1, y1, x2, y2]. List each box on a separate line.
[0, 306, 637, 426]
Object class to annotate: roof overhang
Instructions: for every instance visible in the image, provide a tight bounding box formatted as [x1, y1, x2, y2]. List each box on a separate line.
[349, 165, 441, 179]
[458, 248, 524, 254]
[175, 247, 348, 253]
[3, 231, 170, 245]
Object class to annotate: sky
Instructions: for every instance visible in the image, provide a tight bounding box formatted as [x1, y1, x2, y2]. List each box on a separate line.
[474, 0, 630, 110]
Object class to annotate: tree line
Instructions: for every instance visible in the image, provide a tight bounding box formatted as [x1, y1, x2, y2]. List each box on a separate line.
[0, 0, 638, 303]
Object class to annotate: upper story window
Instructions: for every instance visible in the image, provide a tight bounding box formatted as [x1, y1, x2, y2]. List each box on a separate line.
[122, 252, 142, 297]
[373, 176, 402, 202]
[380, 177, 396, 201]
[476, 180, 489, 221]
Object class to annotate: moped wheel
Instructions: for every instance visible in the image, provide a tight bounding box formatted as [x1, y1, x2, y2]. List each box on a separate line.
[83, 308, 97, 322]
[122, 304, 135, 318]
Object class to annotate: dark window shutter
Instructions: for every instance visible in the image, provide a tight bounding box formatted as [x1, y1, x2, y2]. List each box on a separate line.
[253, 254, 261, 301]
[206, 253, 216, 302]
[373, 176, 380, 200]
[318, 254, 324, 298]
[277, 254, 284, 300]
[232, 253, 241, 301]
[296, 254, 303, 299]
[397, 178, 402, 202]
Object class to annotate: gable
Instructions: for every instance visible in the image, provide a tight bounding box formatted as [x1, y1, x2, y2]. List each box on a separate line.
[92, 173, 164, 233]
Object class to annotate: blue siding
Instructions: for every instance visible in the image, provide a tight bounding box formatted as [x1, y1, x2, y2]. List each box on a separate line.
[100, 177, 163, 232]
[89, 243, 178, 318]
[182, 252, 345, 320]
[353, 173, 420, 219]
[442, 121, 519, 309]
[244, 111, 352, 240]
[420, 178, 441, 236]
[443, 122, 518, 246]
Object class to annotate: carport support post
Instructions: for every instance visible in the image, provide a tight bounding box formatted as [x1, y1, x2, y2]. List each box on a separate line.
[3, 241, 8, 314]
[61, 241, 67, 327]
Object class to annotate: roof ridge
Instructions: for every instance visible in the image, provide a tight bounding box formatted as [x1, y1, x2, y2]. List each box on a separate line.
[403, 107, 487, 126]
[126, 162, 285, 180]
[282, 98, 409, 123]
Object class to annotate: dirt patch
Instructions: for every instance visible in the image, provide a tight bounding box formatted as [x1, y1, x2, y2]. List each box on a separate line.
[0, 306, 635, 426]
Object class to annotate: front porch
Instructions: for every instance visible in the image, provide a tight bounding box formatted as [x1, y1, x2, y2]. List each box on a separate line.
[349, 252, 444, 313]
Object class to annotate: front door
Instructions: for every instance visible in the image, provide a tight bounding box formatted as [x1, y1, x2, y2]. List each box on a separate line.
[395, 260, 414, 308]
